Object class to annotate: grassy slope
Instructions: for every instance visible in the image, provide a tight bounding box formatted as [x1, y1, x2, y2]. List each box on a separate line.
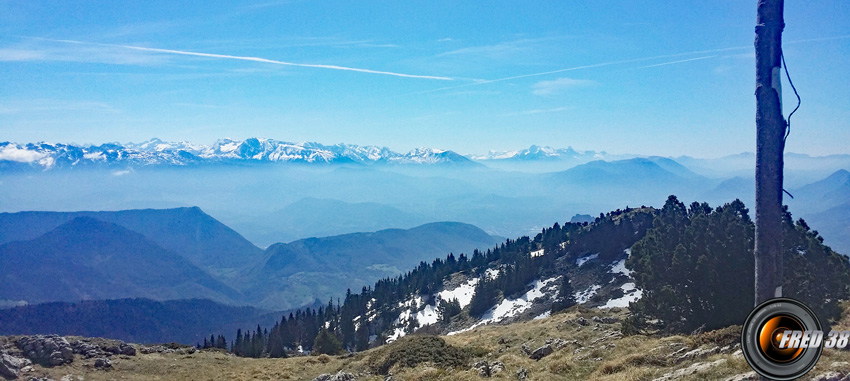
[15, 304, 850, 381]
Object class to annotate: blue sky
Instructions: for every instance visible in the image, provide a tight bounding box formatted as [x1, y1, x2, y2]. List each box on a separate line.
[1, 1, 848, 157]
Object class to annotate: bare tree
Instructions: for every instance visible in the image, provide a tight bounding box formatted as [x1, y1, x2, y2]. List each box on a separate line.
[754, 0, 786, 304]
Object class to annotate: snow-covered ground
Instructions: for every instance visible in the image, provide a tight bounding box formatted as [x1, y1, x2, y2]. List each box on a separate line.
[483, 277, 557, 322]
[574, 284, 601, 304]
[609, 259, 633, 277]
[387, 327, 406, 343]
[530, 248, 545, 258]
[533, 311, 551, 320]
[414, 303, 439, 326]
[387, 276, 483, 342]
[599, 282, 643, 308]
[576, 253, 599, 267]
[485, 267, 501, 279]
[448, 277, 558, 335]
[437, 277, 479, 308]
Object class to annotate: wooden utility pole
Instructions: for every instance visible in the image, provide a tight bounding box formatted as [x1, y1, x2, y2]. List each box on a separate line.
[754, 0, 786, 305]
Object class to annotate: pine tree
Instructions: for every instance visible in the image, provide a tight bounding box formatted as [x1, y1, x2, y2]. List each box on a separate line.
[267, 322, 287, 358]
[551, 275, 575, 313]
[234, 329, 242, 355]
[313, 328, 343, 355]
[469, 276, 499, 317]
[437, 298, 462, 323]
[354, 322, 370, 352]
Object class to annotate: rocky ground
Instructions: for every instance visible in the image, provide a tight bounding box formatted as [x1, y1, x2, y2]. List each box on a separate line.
[4, 305, 850, 381]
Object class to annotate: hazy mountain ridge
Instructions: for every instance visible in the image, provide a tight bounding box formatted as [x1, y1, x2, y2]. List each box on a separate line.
[805, 202, 850, 259]
[243, 222, 502, 310]
[791, 169, 850, 213]
[234, 197, 429, 247]
[0, 209, 501, 312]
[0, 207, 264, 270]
[0, 217, 244, 305]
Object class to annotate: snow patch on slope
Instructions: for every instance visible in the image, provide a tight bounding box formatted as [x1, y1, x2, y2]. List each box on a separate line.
[415, 303, 439, 326]
[574, 284, 601, 304]
[485, 267, 501, 279]
[609, 259, 632, 277]
[576, 253, 598, 267]
[533, 311, 551, 320]
[438, 278, 479, 308]
[600, 282, 642, 308]
[447, 277, 558, 335]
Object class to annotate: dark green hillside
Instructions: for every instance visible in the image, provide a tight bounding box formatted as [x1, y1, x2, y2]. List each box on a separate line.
[226, 197, 849, 359]
[626, 196, 850, 334]
[227, 207, 659, 356]
[0, 298, 278, 345]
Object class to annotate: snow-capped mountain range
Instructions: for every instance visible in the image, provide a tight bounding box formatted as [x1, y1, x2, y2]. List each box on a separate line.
[469, 144, 608, 161]
[0, 138, 476, 170]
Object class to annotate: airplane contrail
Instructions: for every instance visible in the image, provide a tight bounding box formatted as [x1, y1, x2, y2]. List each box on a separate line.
[29, 37, 454, 80]
[634, 55, 717, 69]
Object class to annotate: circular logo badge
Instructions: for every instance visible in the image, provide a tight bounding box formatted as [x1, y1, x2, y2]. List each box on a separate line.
[741, 298, 823, 380]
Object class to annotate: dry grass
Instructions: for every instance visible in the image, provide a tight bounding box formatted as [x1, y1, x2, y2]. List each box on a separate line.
[14, 304, 850, 380]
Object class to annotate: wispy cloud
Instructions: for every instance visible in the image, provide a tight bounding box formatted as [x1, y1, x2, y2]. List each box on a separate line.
[0, 43, 168, 65]
[501, 106, 572, 116]
[785, 34, 850, 44]
[427, 34, 850, 94]
[353, 43, 399, 48]
[112, 168, 133, 176]
[172, 102, 224, 109]
[99, 20, 185, 39]
[532, 78, 594, 96]
[437, 36, 571, 59]
[0, 48, 47, 61]
[242, 1, 300, 10]
[0, 99, 120, 115]
[438, 41, 529, 58]
[14, 37, 453, 80]
[411, 45, 754, 95]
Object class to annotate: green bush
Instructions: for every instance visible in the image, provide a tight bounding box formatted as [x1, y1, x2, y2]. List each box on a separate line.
[369, 335, 484, 375]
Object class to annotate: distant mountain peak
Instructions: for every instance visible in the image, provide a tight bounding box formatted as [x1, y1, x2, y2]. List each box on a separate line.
[830, 168, 850, 179]
[471, 145, 594, 161]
